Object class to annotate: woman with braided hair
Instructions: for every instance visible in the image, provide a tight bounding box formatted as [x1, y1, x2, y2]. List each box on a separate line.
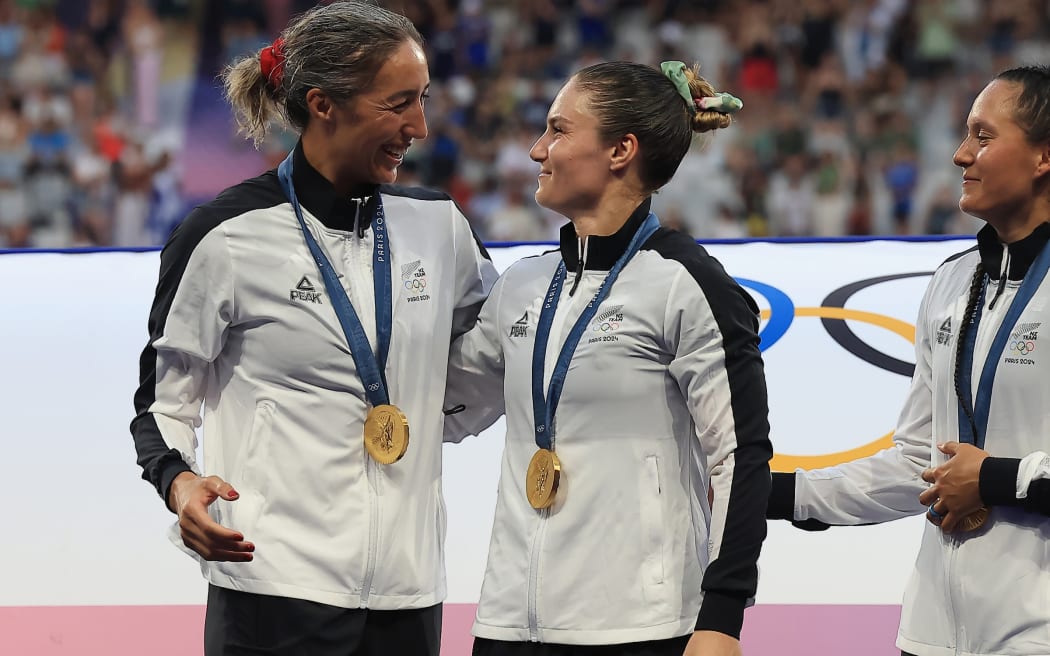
[443, 60, 771, 656]
[129, 2, 496, 654]
[767, 66, 1050, 656]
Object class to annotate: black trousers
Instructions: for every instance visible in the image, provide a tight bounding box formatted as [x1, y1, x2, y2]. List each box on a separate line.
[204, 585, 442, 656]
[473, 635, 691, 656]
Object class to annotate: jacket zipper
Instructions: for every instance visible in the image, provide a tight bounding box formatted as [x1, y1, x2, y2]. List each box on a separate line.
[945, 246, 1004, 644]
[526, 507, 550, 641]
[567, 236, 587, 297]
[361, 456, 381, 605]
[526, 253, 592, 639]
[347, 199, 382, 606]
[945, 537, 960, 649]
[988, 245, 1010, 310]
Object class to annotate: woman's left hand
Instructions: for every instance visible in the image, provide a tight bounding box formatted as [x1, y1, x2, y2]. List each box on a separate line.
[918, 441, 988, 532]
[683, 630, 742, 656]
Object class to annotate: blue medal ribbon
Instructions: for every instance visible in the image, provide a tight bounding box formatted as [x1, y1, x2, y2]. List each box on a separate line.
[531, 213, 660, 450]
[277, 151, 393, 406]
[958, 242, 1050, 448]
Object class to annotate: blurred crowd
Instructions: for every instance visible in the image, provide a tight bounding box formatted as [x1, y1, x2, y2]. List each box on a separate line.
[2, 0, 1050, 248]
[0, 0, 193, 248]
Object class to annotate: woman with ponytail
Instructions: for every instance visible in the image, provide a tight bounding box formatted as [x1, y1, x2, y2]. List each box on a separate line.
[130, 3, 496, 654]
[767, 67, 1050, 656]
[443, 61, 770, 656]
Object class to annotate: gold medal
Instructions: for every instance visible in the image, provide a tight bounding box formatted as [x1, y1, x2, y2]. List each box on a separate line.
[526, 448, 561, 509]
[958, 506, 989, 532]
[363, 404, 409, 464]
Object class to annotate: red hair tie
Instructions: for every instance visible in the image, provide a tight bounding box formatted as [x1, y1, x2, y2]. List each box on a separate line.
[259, 37, 286, 90]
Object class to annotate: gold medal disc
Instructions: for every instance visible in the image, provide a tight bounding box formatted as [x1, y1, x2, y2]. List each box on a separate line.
[363, 404, 409, 464]
[525, 448, 561, 509]
[958, 506, 989, 532]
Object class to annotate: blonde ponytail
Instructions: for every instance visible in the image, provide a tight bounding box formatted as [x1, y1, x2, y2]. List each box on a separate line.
[684, 65, 733, 134]
[222, 52, 283, 148]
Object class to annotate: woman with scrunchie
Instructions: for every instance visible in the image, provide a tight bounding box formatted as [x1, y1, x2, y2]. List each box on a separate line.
[129, 3, 495, 654]
[444, 61, 772, 656]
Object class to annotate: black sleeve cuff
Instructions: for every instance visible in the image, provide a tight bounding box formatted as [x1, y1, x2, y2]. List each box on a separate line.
[158, 451, 194, 513]
[767, 471, 830, 530]
[979, 457, 1021, 507]
[695, 590, 746, 639]
[1022, 479, 1050, 517]
[767, 472, 796, 520]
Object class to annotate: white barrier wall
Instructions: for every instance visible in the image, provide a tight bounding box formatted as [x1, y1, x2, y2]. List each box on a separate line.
[0, 238, 970, 615]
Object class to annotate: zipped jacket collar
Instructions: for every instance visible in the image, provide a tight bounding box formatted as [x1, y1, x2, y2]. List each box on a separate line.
[976, 221, 1050, 281]
[558, 198, 653, 272]
[289, 140, 380, 235]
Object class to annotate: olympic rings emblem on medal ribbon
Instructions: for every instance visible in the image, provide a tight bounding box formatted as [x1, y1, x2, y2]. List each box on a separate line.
[735, 273, 932, 472]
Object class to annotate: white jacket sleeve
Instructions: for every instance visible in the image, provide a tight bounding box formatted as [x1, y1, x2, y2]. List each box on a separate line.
[791, 281, 936, 525]
[443, 271, 507, 443]
[449, 204, 498, 340]
[665, 256, 772, 638]
[131, 211, 234, 506]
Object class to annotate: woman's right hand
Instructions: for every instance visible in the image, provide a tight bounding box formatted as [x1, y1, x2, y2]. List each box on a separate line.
[168, 472, 255, 561]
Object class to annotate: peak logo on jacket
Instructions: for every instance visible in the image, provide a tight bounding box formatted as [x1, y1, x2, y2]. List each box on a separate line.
[588, 305, 623, 343]
[936, 317, 952, 346]
[402, 260, 430, 302]
[1005, 321, 1040, 365]
[509, 311, 529, 338]
[290, 275, 323, 304]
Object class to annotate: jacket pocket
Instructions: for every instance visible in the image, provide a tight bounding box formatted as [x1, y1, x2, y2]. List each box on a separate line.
[215, 400, 274, 536]
[238, 400, 275, 488]
[640, 454, 665, 585]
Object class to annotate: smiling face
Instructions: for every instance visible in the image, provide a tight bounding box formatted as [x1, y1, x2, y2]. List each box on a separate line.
[953, 79, 1050, 231]
[329, 39, 430, 187]
[529, 78, 618, 219]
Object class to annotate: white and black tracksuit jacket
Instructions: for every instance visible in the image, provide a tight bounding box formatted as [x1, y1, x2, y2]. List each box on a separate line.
[131, 143, 497, 610]
[769, 223, 1050, 656]
[444, 200, 773, 644]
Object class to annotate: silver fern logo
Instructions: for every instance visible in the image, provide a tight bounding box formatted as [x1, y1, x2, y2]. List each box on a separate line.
[401, 260, 430, 302]
[401, 260, 421, 278]
[588, 305, 624, 344]
[1010, 322, 1041, 340]
[591, 305, 623, 332]
[1006, 321, 1040, 360]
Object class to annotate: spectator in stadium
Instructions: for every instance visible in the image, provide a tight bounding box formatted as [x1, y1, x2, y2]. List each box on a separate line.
[767, 65, 1050, 656]
[6, 0, 1050, 247]
[444, 60, 772, 656]
[129, 2, 495, 654]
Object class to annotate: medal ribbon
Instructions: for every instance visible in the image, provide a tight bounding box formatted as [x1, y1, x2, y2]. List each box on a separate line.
[958, 242, 1050, 448]
[531, 213, 660, 450]
[277, 151, 393, 406]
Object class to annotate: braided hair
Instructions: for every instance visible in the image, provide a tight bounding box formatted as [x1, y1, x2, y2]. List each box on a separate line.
[953, 262, 986, 439]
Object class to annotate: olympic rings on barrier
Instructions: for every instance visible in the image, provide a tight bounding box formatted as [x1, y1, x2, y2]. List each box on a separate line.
[736, 275, 929, 472]
[737, 273, 928, 375]
[735, 278, 795, 351]
[761, 304, 908, 471]
[819, 273, 931, 377]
